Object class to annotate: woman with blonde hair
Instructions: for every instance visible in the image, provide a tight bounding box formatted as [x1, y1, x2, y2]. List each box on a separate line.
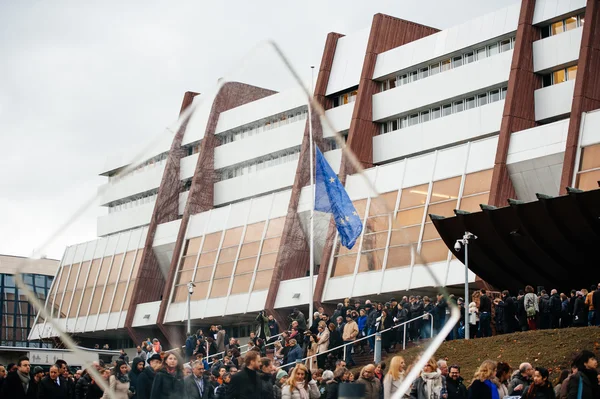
[468, 359, 499, 399]
[282, 363, 320, 399]
[409, 357, 446, 399]
[384, 356, 409, 398]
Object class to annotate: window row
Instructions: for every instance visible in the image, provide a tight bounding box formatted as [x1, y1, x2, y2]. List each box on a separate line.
[380, 37, 515, 92]
[107, 152, 168, 183]
[332, 89, 358, 108]
[216, 147, 301, 181]
[380, 86, 507, 134]
[321, 135, 347, 152]
[576, 144, 600, 191]
[185, 141, 202, 156]
[219, 109, 309, 145]
[108, 190, 158, 213]
[542, 65, 578, 87]
[541, 13, 584, 38]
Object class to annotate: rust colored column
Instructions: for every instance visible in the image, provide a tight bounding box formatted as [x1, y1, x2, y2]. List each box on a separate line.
[561, 0, 600, 192]
[314, 15, 438, 309]
[488, 0, 540, 207]
[153, 82, 275, 346]
[263, 31, 343, 328]
[125, 91, 198, 345]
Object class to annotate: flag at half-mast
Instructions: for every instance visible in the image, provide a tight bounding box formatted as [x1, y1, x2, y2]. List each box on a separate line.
[314, 147, 362, 249]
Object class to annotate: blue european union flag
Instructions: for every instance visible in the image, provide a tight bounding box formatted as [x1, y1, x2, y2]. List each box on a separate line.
[314, 147, 362, 249]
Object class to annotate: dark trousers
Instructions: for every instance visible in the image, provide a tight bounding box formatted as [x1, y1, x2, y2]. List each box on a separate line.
[344, 341, 355, 366]
[479, 312, 492, 337]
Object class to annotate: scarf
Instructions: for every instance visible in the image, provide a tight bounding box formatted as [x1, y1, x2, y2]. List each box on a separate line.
[18, 370, 30, 392]
[166, 366, 177, 376]
[117, 373, 130, 384]
[421, 371, 443, 399]
[484, 379, 499, 399]
[294, 381, 309, 399]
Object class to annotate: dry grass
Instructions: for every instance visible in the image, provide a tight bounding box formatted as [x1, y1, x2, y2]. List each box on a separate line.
[367, 327, 600, 384]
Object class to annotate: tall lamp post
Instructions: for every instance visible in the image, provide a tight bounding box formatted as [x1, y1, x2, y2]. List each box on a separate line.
[454, 231, 476, 340]
[187, 281, 195, 336]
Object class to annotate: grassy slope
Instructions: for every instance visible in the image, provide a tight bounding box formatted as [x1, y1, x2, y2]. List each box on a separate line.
[376, 327, 600, 383]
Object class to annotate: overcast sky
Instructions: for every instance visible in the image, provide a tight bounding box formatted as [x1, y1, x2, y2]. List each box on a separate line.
[0, 0, 519, 260]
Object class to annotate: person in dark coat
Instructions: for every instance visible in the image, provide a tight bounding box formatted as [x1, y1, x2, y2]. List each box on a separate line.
[446, 365, 467, 399]
[468, 360, 497, 399]
[328, 323, 343, 360]
[0, 356, 35, 399]
[549, 289, 562, 329]
[325, 368, 346, 399]
[499, 290, 517, 334]
[258, 358, 275, 399]
[573, 291, 587, 327]
[517, 291, 528, 331]
[478, 289, 492, 337]
[184, 360, 214, 399]
[38, 365, 69, 399]
[129, 357, 145, 398]
[137, 354, 162, 399]
[150, 352, 185, 399]
[592, 284, 600, 327]
[521, 367, 555, 399]
[567, 350, 599, 399]
[226, 350, 262, 399]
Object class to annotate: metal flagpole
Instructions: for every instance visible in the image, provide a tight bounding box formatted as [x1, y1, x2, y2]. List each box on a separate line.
[308, 66, 315, 321]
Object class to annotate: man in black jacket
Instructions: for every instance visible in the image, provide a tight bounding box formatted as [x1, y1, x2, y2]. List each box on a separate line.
[549, 289, 562, 329]
[258, 358, 275, 399]
[592, 283, 600, 326]
[0, 356, 35, 399]
[227, 350, 261, 399]
[137, 353, 162, 399]
[38, 365, 69, 399]
[478, 289, 492, 337]
[499, 290, 517, 334]
[446, 365, 467, 399]
[184, 360, 214, 399]
[55, 359, 74, 399]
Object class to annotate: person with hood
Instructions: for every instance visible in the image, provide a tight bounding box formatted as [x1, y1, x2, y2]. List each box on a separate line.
[102, 360, 131, 399]
[282, 363, 320, 399]
[521, 367, 555, 399]
[129, 357, 145, 398]
[150, 353, 185, 399]
[410, 358, 446, 399]
[137, 354, 162, 399]
[446, 365, 467, 399]
[0, 356, 35, 399]
[184, 360, 214, 399]
[384, 356, 409, 399]
[567, 350, 599, 399]
[508, 363, 534, 396]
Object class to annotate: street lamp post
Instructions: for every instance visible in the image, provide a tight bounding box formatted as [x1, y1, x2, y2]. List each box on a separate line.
[187, 281, 195, 336]
[454, 231, 477, 340]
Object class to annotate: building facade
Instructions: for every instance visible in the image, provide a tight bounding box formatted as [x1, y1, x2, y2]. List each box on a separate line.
[31, 0, 600, 348]
[0, 255, 57, 347]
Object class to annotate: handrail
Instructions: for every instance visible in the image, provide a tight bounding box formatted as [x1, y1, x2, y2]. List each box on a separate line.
[278, 313, 434, 370]
[206, 332, 286, 365]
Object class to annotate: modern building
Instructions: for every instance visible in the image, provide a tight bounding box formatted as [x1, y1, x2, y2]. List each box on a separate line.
[30, 0, 600, 349]
[0, 255, 57, 347]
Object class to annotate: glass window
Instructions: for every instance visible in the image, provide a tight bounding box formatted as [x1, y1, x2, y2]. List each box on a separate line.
[500, 87, 508, 100]
[253, 269, 274, 291]
[400, 117, 409, 129]
[489, 89, 500, 102]
[476, 47, 487, 60]
[553, 69, 566, 84]
[565, 16, 577, 31]
[357, 250, 385, 273]
[579, 14, 585, 26]
[551, 20, 564, 35]
[420, 240, 449, 263]
[452, 56, 463, 68]
[477, 93, 488, 106]
[459, 193, 489, 213]
[391, 120, 398, 131]
[209, 278, 230, 298]
[430, 63, 440, 75]
[410, 71, 419, 82]
[409, 114, 419, 126]
[567, 65, 577, 81]
[231, 274, 253, 295]
[399, 183, 429, 209]
[420, 111, 430, 123]
[464, 52, 474, 64]
[266, 217, 285, 237]
[463, 169, 493, 196]
[386, 245, 412, 269]
[399, 74, 408, 85]
[488, 43, 499, 56]
[453, 100, 464, 113]
[419, 67, 429, 79]
[465, 97, 476, 110]
[500, 39, 511, 52]
[541, 25, 551, 39]
[542, 74, 552, 87]
[244, 222, 265, 242]
[441, 59, 451, 72]
[580, 144, 600, 171]
[442, 104, 452, 117]
[577, 169, 600, 191]
[390, 226, 421, 245]
[431, 107, 441, 120]
[430, 176, 461, 204]
[332, 255, 357, 277]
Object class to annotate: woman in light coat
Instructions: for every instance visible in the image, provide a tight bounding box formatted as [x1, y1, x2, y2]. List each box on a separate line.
[282, 364, 320, 399]
[524, 285, 539, 330]
[409, 357, 446, 399]
[102, 360, 131, 399]
[316, 322, 329, 369]
[384, 356, 409, 399]
[305, 334, 319, 373]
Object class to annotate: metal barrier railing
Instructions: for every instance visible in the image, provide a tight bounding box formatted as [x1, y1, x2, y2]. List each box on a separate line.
[278, 313, 435, 370]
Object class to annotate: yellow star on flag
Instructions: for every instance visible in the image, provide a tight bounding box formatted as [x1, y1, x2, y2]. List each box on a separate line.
[329, 177, 335, 183]
[345, 216, 350, 221]
[352, 211, 358, 216]
[339, 218, 345, 225]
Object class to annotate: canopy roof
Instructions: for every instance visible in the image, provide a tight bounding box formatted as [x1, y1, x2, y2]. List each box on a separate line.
[431, 188, 600, 294]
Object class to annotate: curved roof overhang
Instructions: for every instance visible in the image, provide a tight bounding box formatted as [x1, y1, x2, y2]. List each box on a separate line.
[431, 188, 600, 293]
